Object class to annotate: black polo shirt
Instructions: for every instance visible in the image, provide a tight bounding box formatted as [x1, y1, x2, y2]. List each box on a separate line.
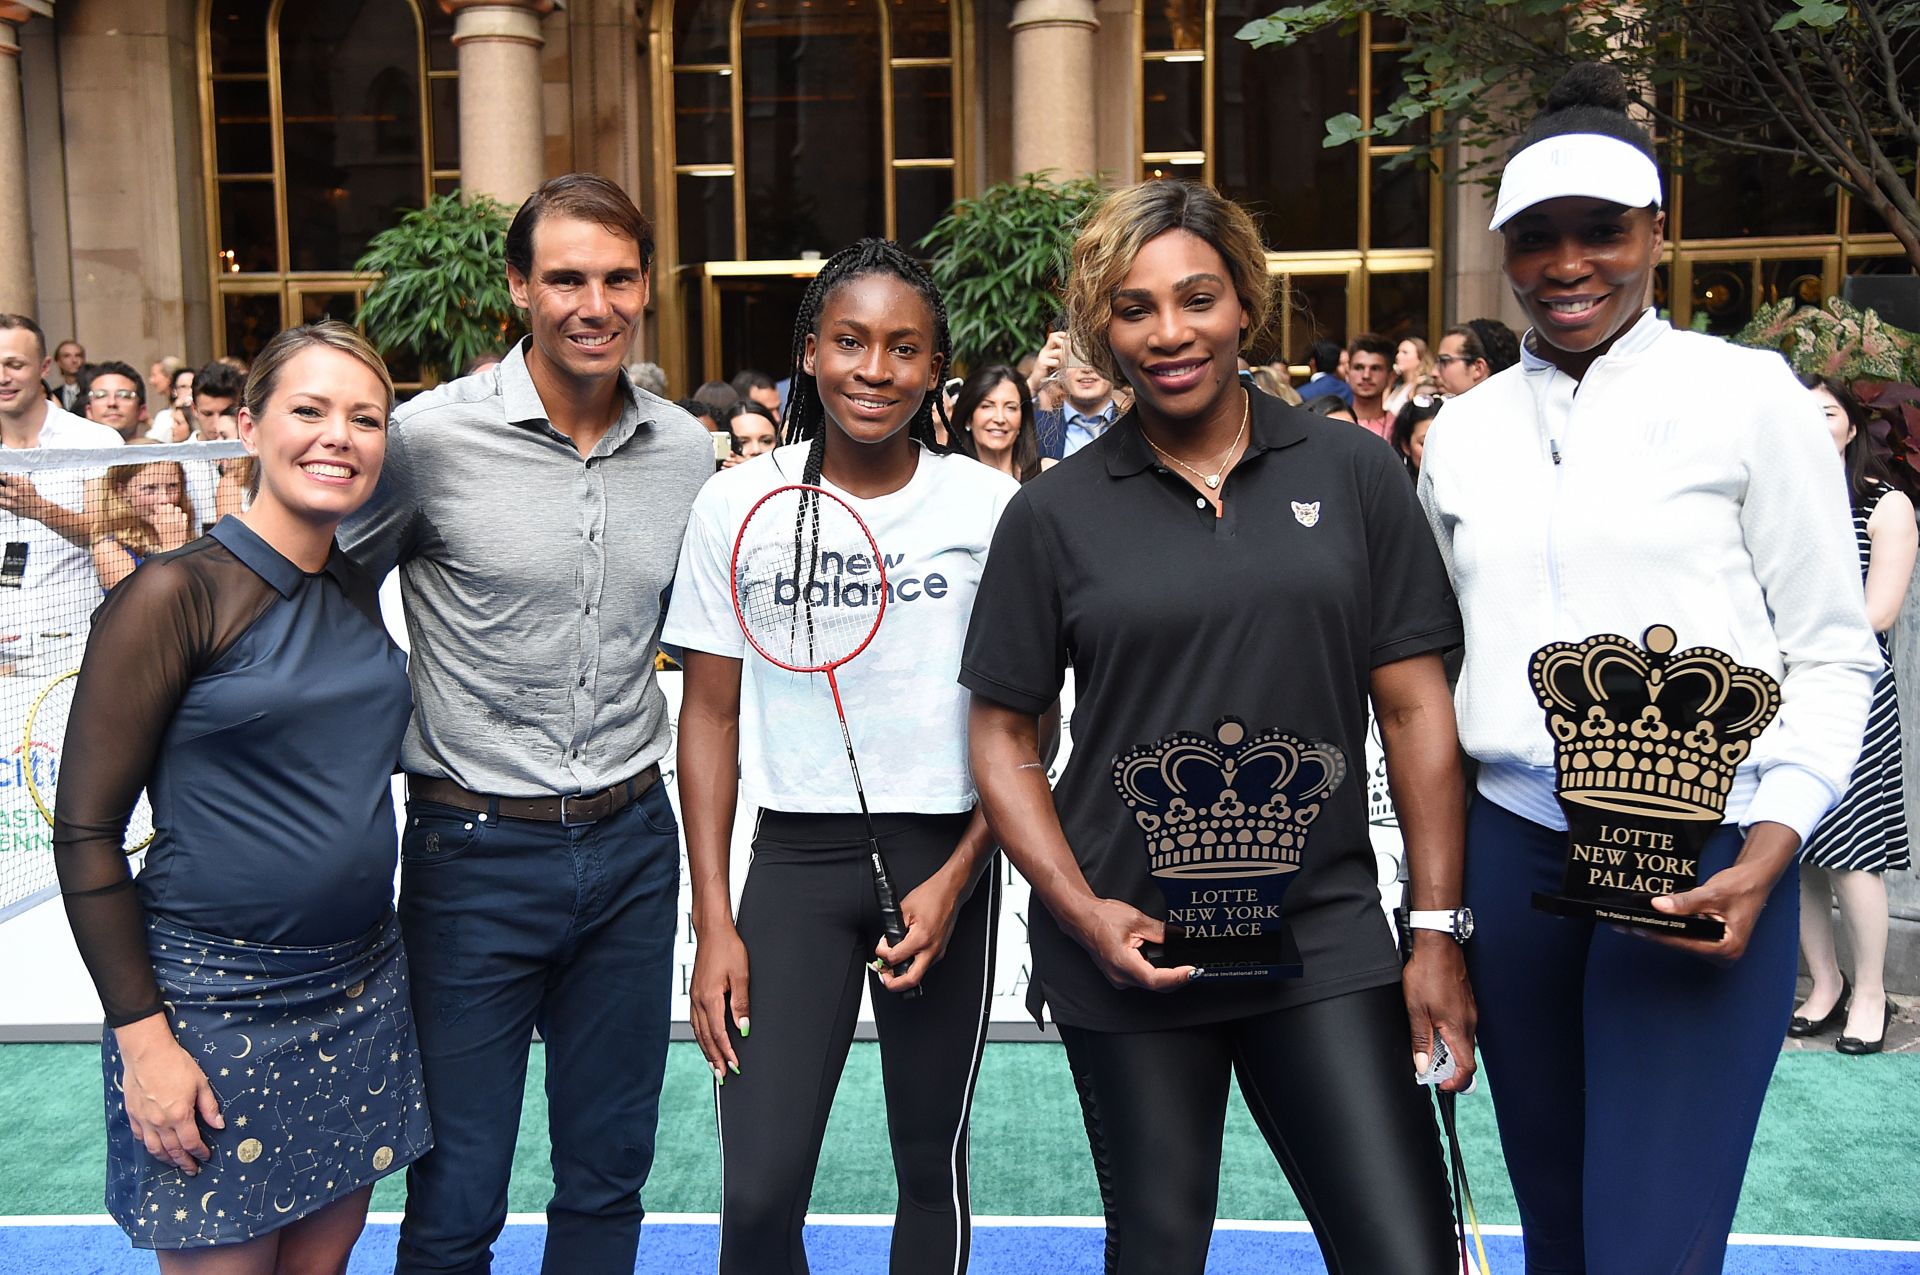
[960, 389, 1462, 1031]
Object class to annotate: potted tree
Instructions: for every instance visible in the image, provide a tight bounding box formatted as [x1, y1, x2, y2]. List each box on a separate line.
[354, 192, 522, 388]
[920, 172, 1105, 372]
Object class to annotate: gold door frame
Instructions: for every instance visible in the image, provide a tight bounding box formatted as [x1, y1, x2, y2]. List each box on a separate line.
[648, 0, 972, 389]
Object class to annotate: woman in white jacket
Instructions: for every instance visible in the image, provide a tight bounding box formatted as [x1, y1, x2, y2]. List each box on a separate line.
[1417, 64, 1881, 1275]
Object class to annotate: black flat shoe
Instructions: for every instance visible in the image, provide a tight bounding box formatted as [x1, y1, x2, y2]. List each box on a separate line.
[1836, 1000, 1896, 1055]
[1788, 978, 1851, 1037]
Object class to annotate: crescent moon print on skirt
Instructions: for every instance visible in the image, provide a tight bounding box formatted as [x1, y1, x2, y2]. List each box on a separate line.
[100, 912, 432, 1250]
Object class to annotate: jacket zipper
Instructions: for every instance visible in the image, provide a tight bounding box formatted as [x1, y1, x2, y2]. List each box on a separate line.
[1543, 379, 1569, 632]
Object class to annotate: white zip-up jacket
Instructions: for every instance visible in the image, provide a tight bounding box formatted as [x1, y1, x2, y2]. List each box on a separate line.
[1417, 310, 1881, 841]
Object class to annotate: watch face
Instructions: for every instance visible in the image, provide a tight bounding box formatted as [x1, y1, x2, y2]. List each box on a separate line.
[1455, 909, 1475, 942]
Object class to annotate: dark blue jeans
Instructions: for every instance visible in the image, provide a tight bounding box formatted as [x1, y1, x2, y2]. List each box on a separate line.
[1464, 797, 1797, 1275]
[392, 782, 680, 1275]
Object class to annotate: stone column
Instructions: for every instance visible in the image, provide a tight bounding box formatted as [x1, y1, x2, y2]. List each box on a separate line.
[444, 0, 557, 210]
[1009, 0, 1099, 181]
[0, 3, 49, 317]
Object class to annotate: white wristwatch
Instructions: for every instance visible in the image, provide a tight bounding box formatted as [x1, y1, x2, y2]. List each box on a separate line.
[1407, 908, 1474, 943]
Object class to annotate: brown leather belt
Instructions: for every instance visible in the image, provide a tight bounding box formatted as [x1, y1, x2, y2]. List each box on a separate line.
[406, 766, 661, 827]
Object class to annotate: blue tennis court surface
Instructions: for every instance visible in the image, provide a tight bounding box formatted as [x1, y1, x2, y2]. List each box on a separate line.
[6, 1216, 1918, 1273]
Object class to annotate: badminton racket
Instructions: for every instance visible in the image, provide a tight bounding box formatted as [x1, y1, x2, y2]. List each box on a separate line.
[23, 668, 157, 854]
[731, 483, 919, 995]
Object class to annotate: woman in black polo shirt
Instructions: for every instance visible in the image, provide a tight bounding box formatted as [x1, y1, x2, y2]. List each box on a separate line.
[962, 180, 1475, 1273]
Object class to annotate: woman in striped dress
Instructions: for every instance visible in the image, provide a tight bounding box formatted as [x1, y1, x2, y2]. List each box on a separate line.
[1793, 377, 1916, 1054]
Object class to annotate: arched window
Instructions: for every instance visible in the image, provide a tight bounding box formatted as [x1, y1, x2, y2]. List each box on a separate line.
[656, 0, 964, 384]
[1139, 5, 1439, 364]
[199, 0, 458, 373]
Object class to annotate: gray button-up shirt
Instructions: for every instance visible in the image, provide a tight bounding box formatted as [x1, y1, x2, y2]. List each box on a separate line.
[340, 339, 715, 797]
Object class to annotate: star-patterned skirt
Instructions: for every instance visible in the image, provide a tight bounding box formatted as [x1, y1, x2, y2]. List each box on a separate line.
[102, 909, 432, 1249]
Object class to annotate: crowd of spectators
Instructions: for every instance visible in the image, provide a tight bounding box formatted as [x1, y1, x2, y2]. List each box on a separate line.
[601, 308, 1518, 487]
[0, 300, 1518, 660]
[0, 315, 262, 678]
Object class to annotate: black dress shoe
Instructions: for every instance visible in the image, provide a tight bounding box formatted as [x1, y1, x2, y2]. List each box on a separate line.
[1836, 1000, 1896, 1055]
[1788, 978, 1851, 1038]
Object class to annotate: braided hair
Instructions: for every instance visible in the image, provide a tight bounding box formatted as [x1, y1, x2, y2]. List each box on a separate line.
[780, 238, 953, 486]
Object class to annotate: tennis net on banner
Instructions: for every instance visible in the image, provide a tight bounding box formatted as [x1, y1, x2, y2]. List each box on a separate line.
[0, 440, 251, 923]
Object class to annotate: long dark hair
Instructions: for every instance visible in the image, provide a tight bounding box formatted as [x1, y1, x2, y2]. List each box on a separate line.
[1803, 374, 1898, 508]
[1391, 394, 1443, 479]
[781, 238, 952, 487]
[950, 365, 1042, 483]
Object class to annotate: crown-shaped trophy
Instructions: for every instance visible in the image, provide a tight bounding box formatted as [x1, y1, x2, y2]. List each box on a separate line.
[1528, 625, 1782, 939]
[1111, 717, 1348, 977]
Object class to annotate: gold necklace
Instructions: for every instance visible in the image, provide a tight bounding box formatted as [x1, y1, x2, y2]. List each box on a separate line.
[1141, 391, 1249, 491]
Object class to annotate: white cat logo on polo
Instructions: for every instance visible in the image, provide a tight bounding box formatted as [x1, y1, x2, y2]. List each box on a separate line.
[1292, 500, 1321, 528]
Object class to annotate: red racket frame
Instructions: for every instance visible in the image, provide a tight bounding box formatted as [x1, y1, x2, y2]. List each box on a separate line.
[728, 483, 918, 993]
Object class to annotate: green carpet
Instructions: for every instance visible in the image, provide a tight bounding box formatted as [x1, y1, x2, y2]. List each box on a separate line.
[5, 1043, 1916, 1240]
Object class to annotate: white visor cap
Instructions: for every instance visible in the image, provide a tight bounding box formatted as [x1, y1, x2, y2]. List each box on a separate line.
[1490, 133, 1662, 231]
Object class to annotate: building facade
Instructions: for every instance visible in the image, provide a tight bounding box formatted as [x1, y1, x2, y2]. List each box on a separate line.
[2, 0, 1914, 393]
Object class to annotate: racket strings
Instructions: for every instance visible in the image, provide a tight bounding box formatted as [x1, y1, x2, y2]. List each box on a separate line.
[734, 486, 884, 673]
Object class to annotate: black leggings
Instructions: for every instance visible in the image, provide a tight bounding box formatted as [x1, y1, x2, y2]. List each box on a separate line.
[1059, 983, 1457, 1275]
[716, 810, 997, 1275]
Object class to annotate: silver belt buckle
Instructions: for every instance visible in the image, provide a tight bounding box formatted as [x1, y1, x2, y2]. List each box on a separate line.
[559, 793, 596, 827]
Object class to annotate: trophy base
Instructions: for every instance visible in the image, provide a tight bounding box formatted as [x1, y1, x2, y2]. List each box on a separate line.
[1143, 930, 1303, 981]
[1532, 891, 1726, 941]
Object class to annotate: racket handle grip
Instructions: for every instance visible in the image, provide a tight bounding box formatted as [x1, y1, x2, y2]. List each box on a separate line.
[870, 849, 908, 943]
[869, 848, 923, 999]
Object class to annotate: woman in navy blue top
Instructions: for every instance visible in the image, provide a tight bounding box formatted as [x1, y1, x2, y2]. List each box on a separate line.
[53, 321, 428, 1269]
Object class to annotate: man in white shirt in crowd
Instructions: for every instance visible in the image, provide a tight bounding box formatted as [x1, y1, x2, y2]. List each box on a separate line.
[79, 361, 149, 442]
[171, 362, 247, 531]
[45, 339, 85, 412]
[0, 315, 123, 675]
[185, 361, 243, 438]
[1433, 318, 1522, 399]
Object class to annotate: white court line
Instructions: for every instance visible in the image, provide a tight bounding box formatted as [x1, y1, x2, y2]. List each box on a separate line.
[8, 1214, 1917, 1252]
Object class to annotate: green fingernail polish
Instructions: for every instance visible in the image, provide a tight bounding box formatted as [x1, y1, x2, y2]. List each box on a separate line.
[738, 1019, 751, 1038]
[729, 1061, 740, 1075]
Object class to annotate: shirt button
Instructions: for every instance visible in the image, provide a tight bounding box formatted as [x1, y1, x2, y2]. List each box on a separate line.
[584, 604, 593, 616]
[578, 675, 586, 687]
[1195, 498, 1206, 509]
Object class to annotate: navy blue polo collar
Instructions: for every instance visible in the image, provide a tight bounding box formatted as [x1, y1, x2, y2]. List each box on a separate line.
[209, 514, 355, 599]
[1104, 387, 1310, 478]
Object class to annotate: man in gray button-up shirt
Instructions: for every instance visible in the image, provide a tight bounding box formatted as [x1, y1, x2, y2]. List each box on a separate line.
[341, 174, 713, 1275]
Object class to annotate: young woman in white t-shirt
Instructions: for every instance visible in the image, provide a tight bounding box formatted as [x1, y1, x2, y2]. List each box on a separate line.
[663, 239, 1019, 1275]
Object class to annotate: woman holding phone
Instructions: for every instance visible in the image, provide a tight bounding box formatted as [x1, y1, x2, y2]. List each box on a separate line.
[1417, 65, 1881, 1271]
[964, 180, 1474, 1275]
[54, 321, 428, 1271]
[665, 239, 1018, 1274]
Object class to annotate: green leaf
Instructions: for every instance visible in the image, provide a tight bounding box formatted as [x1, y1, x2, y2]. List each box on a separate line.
[1773, 1, 1846, 30]
[1323, 112, 1368, 147]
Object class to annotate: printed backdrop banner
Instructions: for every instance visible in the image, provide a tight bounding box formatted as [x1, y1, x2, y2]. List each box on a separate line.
[655, 673, 1407, 1026]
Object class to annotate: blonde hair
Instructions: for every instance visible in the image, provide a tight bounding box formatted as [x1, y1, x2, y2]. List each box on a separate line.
[93, 446, 197, 559]
[1251, 366, 1300, 405]
[1064, 181, 1277, 388]
[1395, 336, 1435, 389]
[242, 320, 394, 421]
